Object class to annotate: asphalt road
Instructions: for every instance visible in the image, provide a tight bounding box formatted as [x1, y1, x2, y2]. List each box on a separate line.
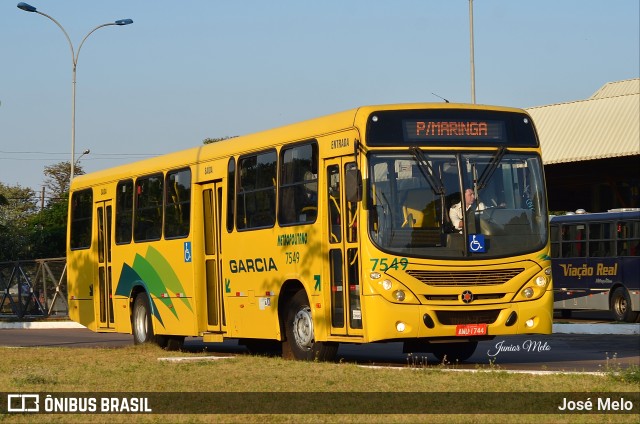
[0, 326, 637, 373]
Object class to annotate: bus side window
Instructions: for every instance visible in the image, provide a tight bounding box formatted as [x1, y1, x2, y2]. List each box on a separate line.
[237, 150, 277, 230]
[134, 174, 163, 242]
[550, 224, 560, 258]
[165, 169, 191, 239]
[617, 220, 640, 256]
[588, 222, 613, 257]
[115, 180, 133, 244]
[561, 224, 586, 258]
[560, 225, 572, 257]
[227, 158, 235, 232]
[278, 142, 318, 226]
[70, 189, 93, 250]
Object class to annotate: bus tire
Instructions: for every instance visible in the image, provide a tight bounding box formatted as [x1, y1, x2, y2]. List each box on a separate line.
[610, 287, 639, 323]
[242, 339, 282, 356]
[560, 309, 572, 319]
[431, 341, 478, 363]
[156, 335, 186, 351]
[132, 292, 155, 345]
[283, 290, 337, 361]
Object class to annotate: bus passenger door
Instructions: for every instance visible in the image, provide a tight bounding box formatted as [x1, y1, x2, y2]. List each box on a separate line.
[325, 158, 363, 337]
[95, 200, 114, 329]
[202, 182, 227, 333]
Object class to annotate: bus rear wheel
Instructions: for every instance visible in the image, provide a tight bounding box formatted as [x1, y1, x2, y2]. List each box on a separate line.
[283, 291, 337, 361]
[610, 287, 639, 323]
[431, 341, 478, 363]
[132, 293, 185, 350]
[132, 292, 154, 345]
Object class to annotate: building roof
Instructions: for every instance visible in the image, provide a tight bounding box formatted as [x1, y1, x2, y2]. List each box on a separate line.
[590, 78, 640, 99]
[527, 78, 640, 165]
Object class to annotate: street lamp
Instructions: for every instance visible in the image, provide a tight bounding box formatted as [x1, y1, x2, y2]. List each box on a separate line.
[74, 148, 90, 171]
[17, 2, 133, 184]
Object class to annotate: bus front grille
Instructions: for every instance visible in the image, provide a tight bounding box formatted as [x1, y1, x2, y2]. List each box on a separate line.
[425, 293, 506, 301]
[406, 268, 524, 286]
[436, 310, 501, 325]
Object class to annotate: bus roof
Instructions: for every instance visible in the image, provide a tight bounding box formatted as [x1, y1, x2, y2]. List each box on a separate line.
[70, 102, 530, 190]
[550, 209, 640, 223]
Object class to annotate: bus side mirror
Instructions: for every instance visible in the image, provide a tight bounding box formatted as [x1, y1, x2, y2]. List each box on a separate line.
[345, 167, 362, 203]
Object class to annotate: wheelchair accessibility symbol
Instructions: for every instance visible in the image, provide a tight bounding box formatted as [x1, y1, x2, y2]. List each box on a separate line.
[468, 234, 486, 253]
[184, 242, 192, 262]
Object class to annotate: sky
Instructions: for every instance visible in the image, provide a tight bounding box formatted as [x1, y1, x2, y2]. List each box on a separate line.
[1, 0, 638, 197]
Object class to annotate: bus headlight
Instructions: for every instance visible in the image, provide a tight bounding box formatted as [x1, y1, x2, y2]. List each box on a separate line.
[522, 287, 534, 298]
[372, 277, 419, 304]
[381, 280, 393, 291]
[393, 290, 406, 301]
[535, 276, 547, 287]
[396, 321, 406, 332]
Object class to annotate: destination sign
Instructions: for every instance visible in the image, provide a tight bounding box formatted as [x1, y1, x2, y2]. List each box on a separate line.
[365, 109, 538, 147]
[403, 119, 505, 142]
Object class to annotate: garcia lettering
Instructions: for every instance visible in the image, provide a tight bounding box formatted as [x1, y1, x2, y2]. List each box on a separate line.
[230, 258, 278, 273]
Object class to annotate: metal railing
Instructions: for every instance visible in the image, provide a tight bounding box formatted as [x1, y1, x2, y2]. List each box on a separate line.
[0, 258, 68, 319]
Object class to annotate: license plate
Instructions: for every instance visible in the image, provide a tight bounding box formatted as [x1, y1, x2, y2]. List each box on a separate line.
[455, 323, 488, 336]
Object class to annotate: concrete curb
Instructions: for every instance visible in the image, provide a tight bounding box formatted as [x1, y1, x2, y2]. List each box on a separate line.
[0, 321, 86, 329]
[1, 321, 638, 334]
[553, 323, 639, 335]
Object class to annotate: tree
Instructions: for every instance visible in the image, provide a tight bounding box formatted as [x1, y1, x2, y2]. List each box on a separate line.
[0, 183, 38, 261]
[203, 136, 236, 144]
[27, 194, 68, 259]
[43, 161, 85, 204]
[0, 183, 38, 225]
[0, 159, 82, 261]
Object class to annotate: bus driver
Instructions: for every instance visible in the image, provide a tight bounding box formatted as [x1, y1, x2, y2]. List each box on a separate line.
[450, 188, 485, 233]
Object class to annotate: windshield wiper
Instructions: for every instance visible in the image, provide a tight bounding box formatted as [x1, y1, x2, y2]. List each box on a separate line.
[476, 146, 506, 190]
[409, 146, 445, 195]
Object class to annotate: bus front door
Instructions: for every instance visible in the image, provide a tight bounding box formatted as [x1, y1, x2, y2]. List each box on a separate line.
[95, 200, 114, 329]
[325, 158, 363, 337]
[202, 182, 227, 333]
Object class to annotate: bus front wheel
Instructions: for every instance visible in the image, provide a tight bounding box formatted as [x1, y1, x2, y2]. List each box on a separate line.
[283, 290, 337, 361]
[610, 287, 639, 323]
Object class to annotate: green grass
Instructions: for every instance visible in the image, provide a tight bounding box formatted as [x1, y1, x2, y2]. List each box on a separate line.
[0, 344, 638, 423]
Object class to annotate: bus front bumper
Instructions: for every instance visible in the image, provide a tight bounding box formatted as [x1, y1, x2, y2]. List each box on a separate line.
[362, 291, 553, 343]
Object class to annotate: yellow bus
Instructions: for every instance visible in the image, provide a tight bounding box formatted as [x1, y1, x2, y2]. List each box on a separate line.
[67, 103, 552, 361]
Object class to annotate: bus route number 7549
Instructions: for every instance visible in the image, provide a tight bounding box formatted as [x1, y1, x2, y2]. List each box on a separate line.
[370, 257, 408, 272]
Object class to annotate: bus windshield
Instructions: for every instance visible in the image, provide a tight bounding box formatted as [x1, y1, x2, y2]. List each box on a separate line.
[367, 150, 547, 259]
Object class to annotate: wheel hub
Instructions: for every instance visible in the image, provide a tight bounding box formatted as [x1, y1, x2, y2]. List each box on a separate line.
[293, 306, 314, 350]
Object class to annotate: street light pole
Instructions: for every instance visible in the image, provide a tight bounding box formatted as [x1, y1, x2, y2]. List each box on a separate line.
[16, 3, 132, 185]
[469, 0, 476, 104]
